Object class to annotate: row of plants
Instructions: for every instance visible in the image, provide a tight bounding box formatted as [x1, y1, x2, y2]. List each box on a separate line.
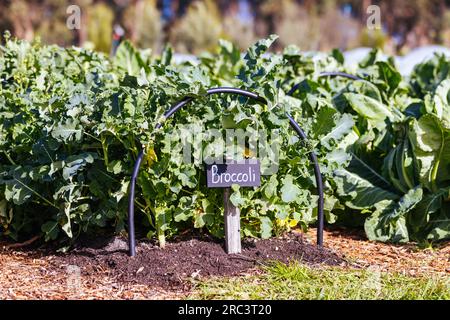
[0, 33, 448, 246]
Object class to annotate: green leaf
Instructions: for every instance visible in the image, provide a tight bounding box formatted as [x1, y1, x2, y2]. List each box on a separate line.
[160, 45, 173, 66]
[2, 168, 35, 205]
[41, 221, 59, 241]
[374, 61, 402, 96]
[280, 175, 301, 203]
[334, 167, 399, 210]
[243, 35, 278, 65]
[194, 198, 215, 228]
[326, 149, 352, 168]
[174, 196, 195, 222]
[263, 175, 278, 199]
[230, 187, 245, 207]
[359, 48, 381, 68]
[352, 80, 383, 102]
[409, 190, 444, 232]
[377, 187, 423, 221]
[107, 160, 123, 175]
[114, 40, 146, 76]
[175, 166, 197, 188]
[260, 216, 273, 239]
[409, 114, 450, 190]
[365, 213, 409, 243]
[4, 183, 33, 205]
[432, 79, 450, 129]
[364, 187, 423, 243]
[331, 48, 344, 64]
[344, 93, 395, 123]
[312, 106, 337, 137]
[51, 120, 82, 142]
[238, 35, 280, 90]
[425, 204, 450, 241]
[62, 153, 95, 181]
[320, 113, 355, 149]
[382, 137, 416, 193]
[60, 203, 73, 238]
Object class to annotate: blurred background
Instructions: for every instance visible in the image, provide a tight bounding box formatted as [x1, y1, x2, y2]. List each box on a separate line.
[0, 0, 449, 56]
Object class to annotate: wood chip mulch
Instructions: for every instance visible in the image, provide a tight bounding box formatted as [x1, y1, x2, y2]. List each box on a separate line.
[305, 227, 450, 276]
[0, 250, 183, 300]
[0, 227, 449, 299]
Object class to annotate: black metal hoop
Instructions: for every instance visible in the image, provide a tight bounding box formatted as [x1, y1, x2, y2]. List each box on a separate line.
[287, 71, 362, 96]
[319, 71, 361, 81]
[127, 87, 326, 256]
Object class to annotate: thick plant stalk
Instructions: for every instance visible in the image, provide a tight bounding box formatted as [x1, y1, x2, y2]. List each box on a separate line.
[157, 225, 166, 248]
[155, 206, 166, 248]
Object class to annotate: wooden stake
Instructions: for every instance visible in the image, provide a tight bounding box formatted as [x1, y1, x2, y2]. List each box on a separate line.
[223, 188, 241, 254]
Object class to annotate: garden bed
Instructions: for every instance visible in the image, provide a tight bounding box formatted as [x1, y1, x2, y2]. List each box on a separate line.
[51, 231, 345, 290]
[1, 228, 448, 299]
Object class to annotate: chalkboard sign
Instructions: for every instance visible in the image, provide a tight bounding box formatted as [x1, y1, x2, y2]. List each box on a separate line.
[206, 160, 261, 188]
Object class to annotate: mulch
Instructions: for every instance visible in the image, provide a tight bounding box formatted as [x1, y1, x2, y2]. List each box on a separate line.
[0, 227, 448, 299]
[309, 226, 450, 276]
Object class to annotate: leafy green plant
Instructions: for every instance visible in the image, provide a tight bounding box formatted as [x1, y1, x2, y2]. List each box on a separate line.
[326, 50, 450, 243]
[0, 35, 353, 245]
[0, 34, 449, 246]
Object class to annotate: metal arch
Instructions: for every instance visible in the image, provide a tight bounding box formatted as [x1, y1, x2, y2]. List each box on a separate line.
[318, 71, 362, 81]
[127, 87, 325, 256]
[285, 115, 324, 247]
[287, 72, 362, 96]
[281, 71, 362, 254]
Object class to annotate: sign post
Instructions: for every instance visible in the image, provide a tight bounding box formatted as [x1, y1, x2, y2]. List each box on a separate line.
[206, 160, 261, 254]
[223, 187, 241, 254]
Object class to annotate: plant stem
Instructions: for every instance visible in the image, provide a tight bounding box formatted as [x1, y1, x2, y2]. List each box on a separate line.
[3, 151, 16, 165]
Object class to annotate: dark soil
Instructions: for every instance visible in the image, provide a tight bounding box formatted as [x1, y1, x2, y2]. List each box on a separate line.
[51, 231, 346, 290]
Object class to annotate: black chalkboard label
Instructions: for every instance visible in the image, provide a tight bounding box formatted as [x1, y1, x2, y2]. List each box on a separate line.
[206, 160, 261, 188]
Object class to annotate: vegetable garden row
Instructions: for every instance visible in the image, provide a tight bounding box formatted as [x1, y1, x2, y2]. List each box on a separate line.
[0, 33, 449, 247]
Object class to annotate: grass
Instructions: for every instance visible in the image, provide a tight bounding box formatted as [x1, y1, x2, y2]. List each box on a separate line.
[190, 262, 450, 300]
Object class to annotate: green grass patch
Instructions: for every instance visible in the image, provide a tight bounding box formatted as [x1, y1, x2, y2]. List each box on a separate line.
[190, 262, 450, 300]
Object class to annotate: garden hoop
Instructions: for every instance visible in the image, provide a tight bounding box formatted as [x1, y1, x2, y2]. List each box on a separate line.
[126, 83, 345, 257]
